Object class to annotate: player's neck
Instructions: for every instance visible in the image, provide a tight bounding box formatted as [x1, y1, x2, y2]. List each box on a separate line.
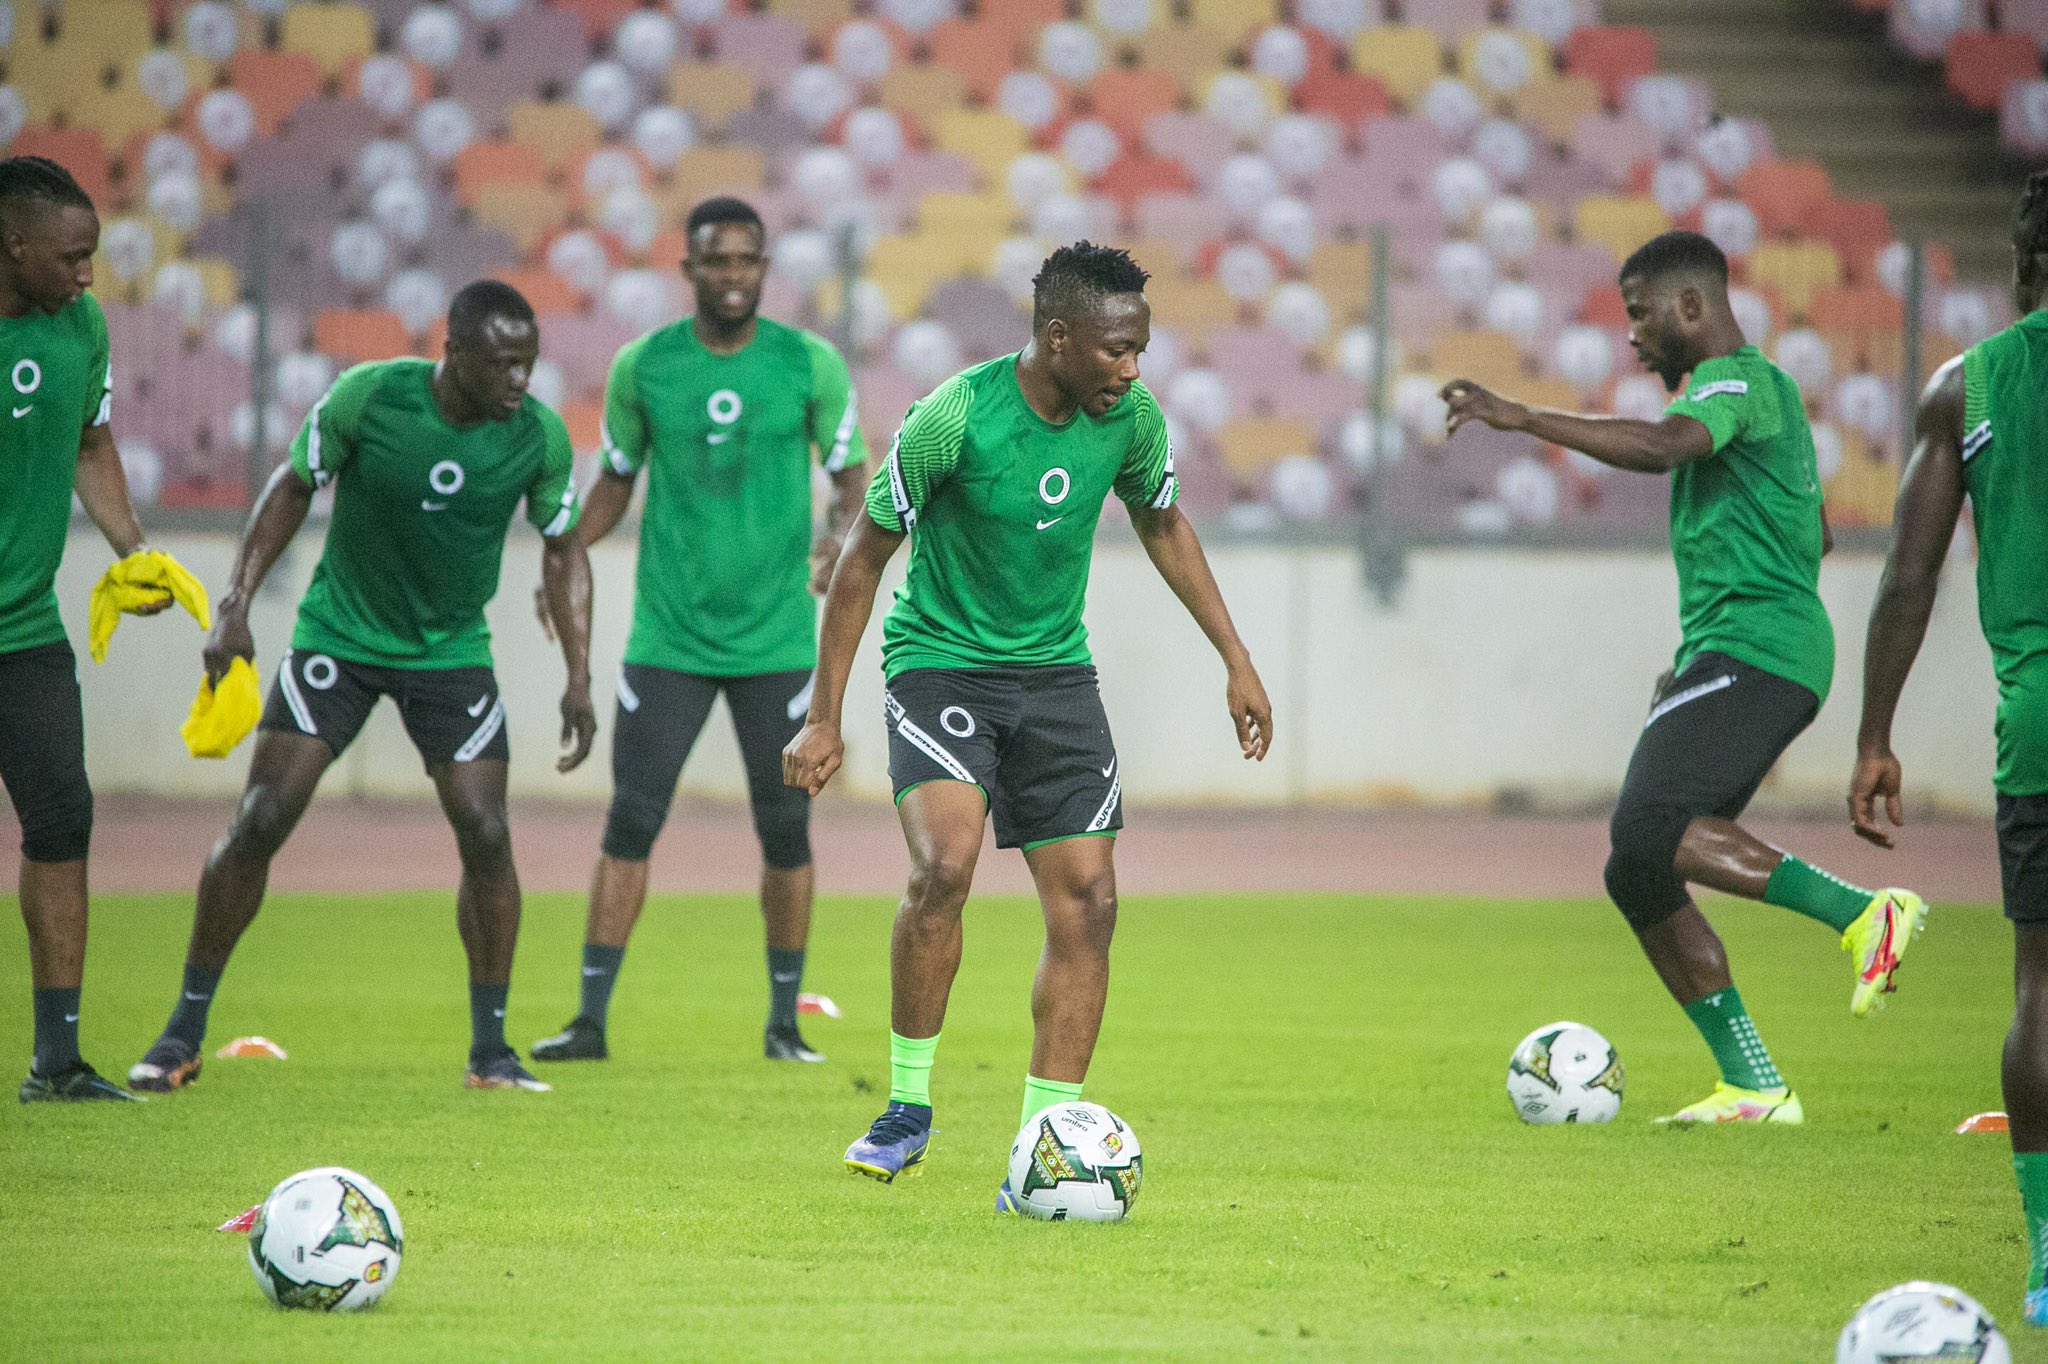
[691, 313, 758, 356]
[0, 273, 36, 319]
[1691, 317, 1749, 367]
[429, 361, 494, 427]
[1013, 342, 1078, 426]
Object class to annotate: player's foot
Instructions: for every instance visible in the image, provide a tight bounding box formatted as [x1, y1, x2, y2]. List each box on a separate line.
[22, 1062, 145, 1103]
[465, 1049, 552, 1092]
[764, 1023, 825, 1063]
[1843, 888, 1929, 1018]
[2025, 1287, 2048, 1328]
[1654, 1083, 1803, 1125]
[128, 1037, 202, 1093]
[995, 1178, 1020, 1214]
[844, 1101, 931, 1182]
[531, 1016, 607, 1062]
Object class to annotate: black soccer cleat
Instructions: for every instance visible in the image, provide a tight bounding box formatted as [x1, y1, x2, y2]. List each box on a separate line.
[128, 1036, 202, 1093]
[22, 1061, 145, 1103]
[764, 1022, 825, 1063]
[531, 1016, 607, 1062]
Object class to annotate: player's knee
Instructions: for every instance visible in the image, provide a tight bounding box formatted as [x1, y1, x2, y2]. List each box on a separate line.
[225, 785, 298, 861]
[1053, 872, 1117, 956]
[18, 773, 91, 863]
[905, 852, 974, 917]
[449, 801, 512, 867]
[1605, 806, 1686, 931]
[601, 787, 668, 862]
[752, 797, 810, 871]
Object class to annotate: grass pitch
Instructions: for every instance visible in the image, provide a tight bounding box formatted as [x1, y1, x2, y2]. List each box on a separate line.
[0, 883, 2036, 1361]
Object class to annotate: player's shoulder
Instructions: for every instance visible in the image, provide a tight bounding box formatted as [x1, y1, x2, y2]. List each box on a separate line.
[618, 317, 690, 366]
[1678, 347, 1774, 402]
[333, 356, 419, 405]
[779, 319, 850, 371]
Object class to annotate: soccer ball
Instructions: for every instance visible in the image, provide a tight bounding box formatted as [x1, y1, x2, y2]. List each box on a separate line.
[1007, 1101, 1143, 1221]
[1837, 1282, 2011, 1363]
[247, 1167, 404, 1312]
[1506, 1021, 1624, 1124]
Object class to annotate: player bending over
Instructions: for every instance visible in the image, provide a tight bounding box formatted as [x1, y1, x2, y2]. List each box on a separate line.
[783, 242, 1272, 1204]
[1853, 172, 2048, 1323]
[531, 197, 868, 1066]
[1, 157, 192, 1102]
[128, 280, 595, 1095]
[1442, 230, 1925, 1124]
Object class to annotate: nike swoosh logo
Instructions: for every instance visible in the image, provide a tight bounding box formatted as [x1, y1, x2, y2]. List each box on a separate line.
[1036, 517, 1065, 530]
[422, 500, 447, 511]
[582, 967, 608, 977]
[467, 695, 490, 717]
[772, 972, 801, 984]
[11, 404, 31, 418]
[1862, 903, 1899, 983]
[184, 992, 210, 1002]
[708, 432, 730, 445]
[493, 1009, 506, 1019]
[1101, 762, 1115, 778]
[64, 1013, 79, 1023]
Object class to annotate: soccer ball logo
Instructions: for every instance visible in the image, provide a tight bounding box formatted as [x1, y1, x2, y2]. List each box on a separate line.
[247, 1167, 404, 1312]
[1007, 1102, 1144, 1222]
[1506, 1021, 1624, 1125]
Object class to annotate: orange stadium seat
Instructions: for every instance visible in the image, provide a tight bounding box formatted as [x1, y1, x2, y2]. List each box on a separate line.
[227, 50, 326, 136]
[1097, 153, 1193, 222]
[927, 18, 1030, 103]
[1737, 158, 1832, 239]
[496, 267, 583, 315]
[507, 102, 603, 175]
[982, 0, 1068, 45]
[1143, 273, 1241, 346]
[1809, 197, 1891, 278]
[1810, 283, 1904, 370]
[451, 141, 550, 207]
[1580, 283, 1630, 328]
[13, 127, 112, 207]
[280, 2, 376, 78]
[1564, 26, 1658, 106]
[1216, 417, 1317, 476]
[1947, 30, 2040, 110]
[665, 146, 768, 206]
[1297, 68, 1392, 125]
[1090, 67, 1182, 145]
[1307, 242, 1377, 307]
[1353, 26, 1445, 108]
[1748, 239, 1843, 320]
[1512, 75, 1606, 145]
[668, 64, 760, 135]
[558, 397, 605, 453]
[314, 308, 414, 365]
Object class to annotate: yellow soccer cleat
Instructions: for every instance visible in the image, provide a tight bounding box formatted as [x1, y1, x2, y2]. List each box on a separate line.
[1654, 1083, 1804, 1125]
[1843, 889, 1929, 1019]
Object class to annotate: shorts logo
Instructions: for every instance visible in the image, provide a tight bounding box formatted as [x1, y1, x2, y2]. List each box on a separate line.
[1039, 467, 1070, 506]
[301, 654, 339, 691]
[939, 706, 976, 738]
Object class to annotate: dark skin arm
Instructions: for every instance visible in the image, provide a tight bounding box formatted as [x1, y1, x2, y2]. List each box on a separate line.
[203, 462, 315, 682]
[75, 421, 150, 561]
[1440, 379, 1716, 474]
[1849, 357, 1967, 848]
[783, 511, 902, 795]
[541, 532, 596, 773]
[810, 462, 873, 595]
[536, 467, 632, 637]
[1129, 502, 1271, 761]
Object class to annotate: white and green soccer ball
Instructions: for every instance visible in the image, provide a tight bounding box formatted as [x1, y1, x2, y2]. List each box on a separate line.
[248, 1167, 404, 1312]
[1506, 1021, 1624, 1124]
[1007, 1101, 1143, 1221]
[1837, 1282, 2011, 1364]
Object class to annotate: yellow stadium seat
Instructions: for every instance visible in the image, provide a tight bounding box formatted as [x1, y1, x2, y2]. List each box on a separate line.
[191, 257, 239, 308]
[668, 63, 758, 134]
[1456, 28, 1551, 102]
[1143, 24, 1232, 80]
[1353, 26, 1445, 108]
[1143, 274, 1241, 347]
[1510, 75, 1605, 145]
[67, 85, 165, 146]
[60, 0, 153, 64]
[11, 42, 115, 124]
[1497, 374, 1582, 411]
[765, 0, 855, 39]
[665, 146, 767, 207]
[1216, 417, 1318, 477]
[280, 2, 376, 78]
[877, 64, 966, 119]
[1748, 240, 1844, 321]
[1182, 0, 1268, 43]
[1307, 242, 1379, 311]
[859, 235, 954, 319]
[932, 109, 1028, 184]
[507, 103, 602, 175]
[1431, 329, 1526, 390]
[1823, 440, 1899, 527]
[473, 182, 569, 254]
[917, 191, 1013, 239]
[1574, 195, 1671, 263]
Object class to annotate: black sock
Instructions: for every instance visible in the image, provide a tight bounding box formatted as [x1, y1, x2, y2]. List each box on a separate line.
[470, 983, 509, 1064]
[31, 987, 81, 1075]
[767, 948, 805, 1029]
[579, 943, 625, 1026]
[165, 963, 222, 1051]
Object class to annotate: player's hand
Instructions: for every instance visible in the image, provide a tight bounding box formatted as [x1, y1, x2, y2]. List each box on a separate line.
[557, 679, 596, 773]
[808, 532, 844, 596]
[1848, 745, 1905, 848]
[1439, 379, 1526, 439]
[1228, 660, 1272, 762]
[202, 603, 255, 685]
[784, 718, 844, 795]
[533, 584, 556, 642]
[131, 591, 172, 617]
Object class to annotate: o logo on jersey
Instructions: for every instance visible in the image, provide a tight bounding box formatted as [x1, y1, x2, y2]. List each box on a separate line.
[12, 359, 39, 395]
[428, 460, 465, 496]
[302, 654, 338, 690]
[1039, 467, 1070, 506]
[706, 389, 742, 425]
[939, 706, 976, 738]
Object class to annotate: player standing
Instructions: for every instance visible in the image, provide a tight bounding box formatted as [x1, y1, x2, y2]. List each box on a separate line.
[1852, 173, 2048, 1323]
[530, 198, 867, 1066]
[1443, 230, 1925, 1124]
[782, 243, 1272, 1201]
[1, 157, 188, 1102]
[128, 280, 594, 1094]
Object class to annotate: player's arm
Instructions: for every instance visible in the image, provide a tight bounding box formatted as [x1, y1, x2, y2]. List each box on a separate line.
[1820, 499, 1835, 557]
[1130, 503, 1272, 762]
[533, 467, 632, 641]
[204, 462, 314, 681]
[1850, 357, 1967, 847]
[784, 511, 903, 795]
[803, 330, 872, 594]
[1440, 379, 1714, 474]
[813, 463, 872, 595]
[530, 409, 595, 772]
[74, 421, 148, 560]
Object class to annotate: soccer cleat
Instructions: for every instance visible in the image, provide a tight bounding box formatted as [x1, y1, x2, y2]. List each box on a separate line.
[22, 1062, 145, 1103]
[1654, 1083, 1804, 1125]
[465, 1049, 552, 1092]
[1843, 889, 1930, 1018]
[531, 1016, 607, 1062]
[764, 1023, 825, 1063]
[844, 1101, 932, 1182]
[995, 1178, 1020, 1214]
[2026, 1288, 2048, 1328]
[128, 1036, 202, 1093]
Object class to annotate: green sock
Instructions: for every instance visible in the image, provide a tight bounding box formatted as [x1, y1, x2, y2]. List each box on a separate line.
[1021, 1075, 1084, 1128]
[1682, 987, 1784, 1091]
[888, 1031, 938, 1107]
[2016, 1153, 2048, 1292]
[1763, 855, 1874, 933]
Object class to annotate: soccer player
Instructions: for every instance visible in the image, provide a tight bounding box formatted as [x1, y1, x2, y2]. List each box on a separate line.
[531, 197, 867, 1066]
[782, 242, 1273, 1200]
[1852, 172, 2048, 1323]
[128, 280, 594, 1094]
[1, 156, 182, 1102]
[1442, 230, 1925, 1124]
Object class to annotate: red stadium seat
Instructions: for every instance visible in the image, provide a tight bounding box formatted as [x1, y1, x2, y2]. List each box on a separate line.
[12, 127, 112, 207]
[1808, 197, 1891, 279]
[1095, 152, 1193, 223]
[495, 268, 583, 317]
[551, 0, 637, 40]
[1089, 67, 1182, 145]
[1736, 158, 1832, 239]
[314, 309, 414, 365]
[1946, 30, 2040, 110]
[927, 18, 1031, 103]
[227, 50, 326, 137]
[1564, 27, 1658, 106]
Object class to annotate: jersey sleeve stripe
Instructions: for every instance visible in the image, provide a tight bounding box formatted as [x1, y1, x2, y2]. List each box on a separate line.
[1149, 428, 1179, 509]
[1962, 419, 1992, 462]
[93, 357, 112, 427]
[825, 389, 859, 471]
[1686, 379, 1749, 401]
[599, 416, 633, 476]
[886, 433, 916, 532]
[304, 393, 332, 487]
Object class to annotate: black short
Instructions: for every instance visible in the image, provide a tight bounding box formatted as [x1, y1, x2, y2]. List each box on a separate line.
[0, 640, 92, 862]
[1996, 793, 2048, 924]
[885, 665, 1121, 851]
[258, 648, 509, 767]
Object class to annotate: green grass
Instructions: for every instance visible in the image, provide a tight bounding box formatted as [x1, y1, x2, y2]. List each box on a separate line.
[0, 887, 2038, 1361]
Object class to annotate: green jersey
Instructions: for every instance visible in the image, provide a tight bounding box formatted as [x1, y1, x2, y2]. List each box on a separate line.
[602, 317, 864, 677]
[1662, 345, 1834, 702]
[0, 291, 112, 656]
[865, 354, 1178, 678]
[287, 359, 579, 670]
[1962, 310, 2048, 794]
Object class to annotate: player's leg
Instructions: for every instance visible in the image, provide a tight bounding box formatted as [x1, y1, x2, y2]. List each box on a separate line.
[132, 650, 361, 1092]
[1019, 834, 1118, 1122]
[2, 642, 131, 1102]
[1991, 796, 2048, 1321]
[534, 666, 717, 1061]
[726, 670, 820, 1060]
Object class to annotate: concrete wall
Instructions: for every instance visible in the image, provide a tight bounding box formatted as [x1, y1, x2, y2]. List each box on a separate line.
[53, 526, 2000, 814]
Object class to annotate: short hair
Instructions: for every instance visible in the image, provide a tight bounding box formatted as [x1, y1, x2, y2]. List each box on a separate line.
[1618, 230, 1729, 290]
[2015, 170, 2048, 258]
[685, 196, 764, 242]
[0, 156, 94, 232]
[1031, 241, 1150, 329]
[446, 279, 535, 344]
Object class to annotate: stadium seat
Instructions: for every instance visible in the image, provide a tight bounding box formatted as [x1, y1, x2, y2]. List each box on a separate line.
[933, 109, 1031, 183]
[926, 18, 1029, 104]
[1564, 27, 1658, 106]
[557, 397, 605, 453]
[1570, 113, 1663, 186]
[1181, 0, 1267, 44]
[669, 64, 761, 135]
[1748, 239, 1843, 320]
[1808, 197, 1892, 279]
[68, 86, 165, 150]
[1946, 30, 2040, 110]
[472, 182, 569, 255]
[1142, 25, 1235, 83]
[508, 103, 604, 175]
[1573, 195, 1671, 263]
[713, 14, 809, 87]
[1736, 158, 1832, 239]
[1215, 417, 1317, 477]
[1433, 328, 1529, 390]
[281, 3, 377, 78]
[1296, 68, 1393, 125]
[1353, 27, 1445, 108]
[1096, 153, 1194, 222]
[227, 50, 326, 137]
[495, 267, 583, 317]
[1811, 284, 1905, 370]
[767, 0, 857, 40]
[10, 41, 120, 126]
[451, 141, 550, 207]
[1888, 0, 1989, 63]
[665, 146, 768, 205]
[1413, 0, 1499, 47]
[1306, 241, 1377, 307]
[1133, 193, 1231, 256]
[313, 308, 413, 365]
[552, 0, 638, 40]
[13, 127, 113, 207]
[57, 0, 153, 64]
[1091, 67, 1184, 145]
[1143, 274, 1242, 346]
[878, 64, 966, 120]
